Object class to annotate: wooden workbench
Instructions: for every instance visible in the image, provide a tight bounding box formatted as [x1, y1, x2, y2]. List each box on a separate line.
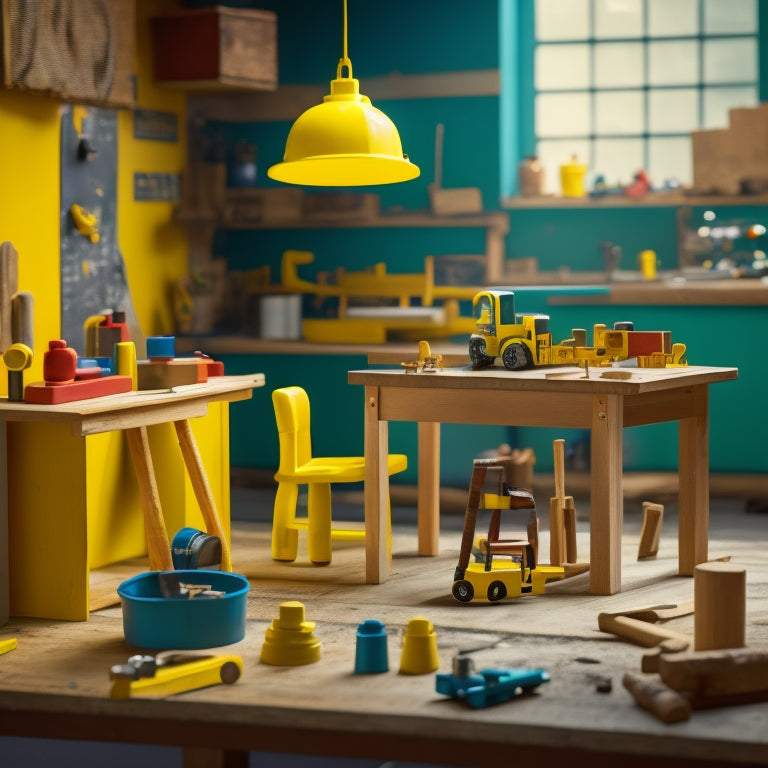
[1, 507, 767, 768]
[1, 374, 264, 620]
[348, 364, 738, 593]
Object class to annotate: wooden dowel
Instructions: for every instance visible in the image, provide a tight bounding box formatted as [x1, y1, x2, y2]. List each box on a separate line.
[125, 426, 173, 571]
[553, 438, 565, 499]
[694, 561, 746, 651]
[174, 419, 232, 571]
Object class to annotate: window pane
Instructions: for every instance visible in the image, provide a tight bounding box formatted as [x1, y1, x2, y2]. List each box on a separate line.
[648, 0, 698, 36]
[536, 44, 590, 90]
[536, 93, 591, 137]
[703, 85, 758, 127]
[593, 138, 644, 185]
[536, 139, 592, 194]
[595, 0, 643, 38]
[649, 89, 699, 132]
[536, 0, 590, 40]
[648, 40, 699, 85]
[594, 42, 644, 87]
[595, 90, 644, 134]
[648, 136, 692, 186]
[703, 39, 757, 83]
[703, 0, 756, 34]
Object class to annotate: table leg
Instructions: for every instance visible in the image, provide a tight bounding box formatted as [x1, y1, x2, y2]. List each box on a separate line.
[589, 394, 623, 595]
[417, 421, 440, 555]
[364, 386, 389, 584]
[174, 419, 232, 571]
[125, 426, 174, 572]
[678, 384, 709, 575]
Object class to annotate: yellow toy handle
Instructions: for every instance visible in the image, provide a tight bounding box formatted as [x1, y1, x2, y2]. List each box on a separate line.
[70, 204, 100, 243]
[3, 342, 33, 371]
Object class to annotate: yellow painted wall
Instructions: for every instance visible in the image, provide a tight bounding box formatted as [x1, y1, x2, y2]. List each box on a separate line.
[0, 0, 189, 394]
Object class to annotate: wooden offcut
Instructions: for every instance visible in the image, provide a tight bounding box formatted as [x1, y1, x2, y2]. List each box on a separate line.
[638, 501, 664, 559]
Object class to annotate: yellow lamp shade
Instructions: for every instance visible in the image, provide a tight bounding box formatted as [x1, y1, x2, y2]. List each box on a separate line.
[268, 73, 420, 187]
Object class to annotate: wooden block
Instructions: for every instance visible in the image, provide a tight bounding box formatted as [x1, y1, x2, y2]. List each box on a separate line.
[137, 359, 208, 390]
[637, 501, 663, 560]
[658, 648, 768, 705]
[151, 7, 277, 90]
[429, 187, 483, 216]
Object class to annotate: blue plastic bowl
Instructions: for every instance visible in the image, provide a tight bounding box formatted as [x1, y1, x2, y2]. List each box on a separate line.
[118, 570, 250, 650]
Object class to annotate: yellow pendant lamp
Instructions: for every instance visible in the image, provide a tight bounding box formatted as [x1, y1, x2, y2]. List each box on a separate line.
[267, 0, 419, 187]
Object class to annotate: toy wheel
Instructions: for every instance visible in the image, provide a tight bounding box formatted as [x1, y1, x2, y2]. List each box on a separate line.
[452, 580, 474, 602]
[502, 342, 531, 370]
[487, 580, 507, 602]
[469, 337, 494, 369]
[219, 661, 241, 684]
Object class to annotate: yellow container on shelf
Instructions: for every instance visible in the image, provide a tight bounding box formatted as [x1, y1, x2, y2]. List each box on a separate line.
[560, 155, 587, 197]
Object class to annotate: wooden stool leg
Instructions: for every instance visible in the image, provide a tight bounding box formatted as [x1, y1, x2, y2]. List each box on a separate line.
[174, 419, 232, 571]
[125, 426, 173, 571]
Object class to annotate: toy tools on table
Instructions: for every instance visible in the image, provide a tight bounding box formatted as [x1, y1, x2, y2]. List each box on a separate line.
[549, 439, 577, 567]
[109, 652, 243, 700]
[436, 656, 549, 708]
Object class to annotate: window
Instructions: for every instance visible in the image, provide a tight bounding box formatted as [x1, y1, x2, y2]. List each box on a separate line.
[503, 0, 760, 195]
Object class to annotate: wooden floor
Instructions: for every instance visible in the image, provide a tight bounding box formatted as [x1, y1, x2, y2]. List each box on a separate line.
[1, 492, 768, 767]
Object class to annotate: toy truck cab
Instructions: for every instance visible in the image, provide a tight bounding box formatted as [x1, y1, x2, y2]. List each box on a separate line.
[469, 290, 552, 370]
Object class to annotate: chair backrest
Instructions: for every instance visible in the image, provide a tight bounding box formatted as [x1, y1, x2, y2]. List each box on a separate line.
[272, 386, 313, 473]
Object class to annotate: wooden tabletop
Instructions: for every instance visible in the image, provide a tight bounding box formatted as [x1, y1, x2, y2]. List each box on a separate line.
[1, 512, 767, 767]
[0, 374, 264, 435]
[349, 364, 738, 396]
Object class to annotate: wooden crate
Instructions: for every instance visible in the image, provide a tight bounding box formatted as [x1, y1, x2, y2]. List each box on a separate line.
[151, 7, 277, 90]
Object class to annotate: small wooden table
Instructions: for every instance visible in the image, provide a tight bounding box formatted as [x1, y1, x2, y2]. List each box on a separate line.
[348, 364, 738, 593]
[1, 374, 264, 621]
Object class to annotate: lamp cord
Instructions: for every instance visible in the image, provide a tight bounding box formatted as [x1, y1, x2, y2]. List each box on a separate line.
[338, 0, 352, 78]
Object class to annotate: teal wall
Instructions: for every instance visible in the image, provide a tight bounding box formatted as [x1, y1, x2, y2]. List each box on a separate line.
[201, 1, 767, 485]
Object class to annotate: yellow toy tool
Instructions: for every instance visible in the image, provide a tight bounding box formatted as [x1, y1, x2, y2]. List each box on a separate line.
[70, 203, 100, 243]
[0, 638, 18, 656]
[109, 653, 243, 700]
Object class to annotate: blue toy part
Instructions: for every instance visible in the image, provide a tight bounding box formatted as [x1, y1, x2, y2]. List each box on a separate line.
[172, 527, 222, 570]
[436, 665, 550, 708]
[354, 619, 389, 674]
[146, 335, 176, 360]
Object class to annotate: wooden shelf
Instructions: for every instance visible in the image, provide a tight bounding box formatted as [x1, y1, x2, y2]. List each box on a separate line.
[501, 192, 768, 209]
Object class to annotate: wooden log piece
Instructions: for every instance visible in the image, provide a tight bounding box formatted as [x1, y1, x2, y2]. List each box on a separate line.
[658, 648, 768, 704]
[694, 561, 746, 651]
[622, 672, 692, 723]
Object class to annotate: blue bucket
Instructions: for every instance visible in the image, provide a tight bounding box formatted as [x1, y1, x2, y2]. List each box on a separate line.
[118, 570, 250, 650]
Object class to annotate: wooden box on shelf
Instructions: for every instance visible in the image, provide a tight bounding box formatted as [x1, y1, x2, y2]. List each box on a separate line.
[151, 6, 277, 90]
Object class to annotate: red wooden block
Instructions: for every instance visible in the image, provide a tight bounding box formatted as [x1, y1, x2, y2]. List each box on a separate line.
[24, 375, 134, 404]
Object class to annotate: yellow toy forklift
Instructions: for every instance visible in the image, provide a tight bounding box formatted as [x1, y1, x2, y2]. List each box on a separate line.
[452, 457, 566, 603]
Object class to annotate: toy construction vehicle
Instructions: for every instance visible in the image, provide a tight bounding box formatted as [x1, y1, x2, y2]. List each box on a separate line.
[469, 289, 687, 371]
[452, 458, 565, 603]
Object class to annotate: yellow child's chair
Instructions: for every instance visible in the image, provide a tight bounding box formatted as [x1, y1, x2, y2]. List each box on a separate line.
[271, 386, 408, 565]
